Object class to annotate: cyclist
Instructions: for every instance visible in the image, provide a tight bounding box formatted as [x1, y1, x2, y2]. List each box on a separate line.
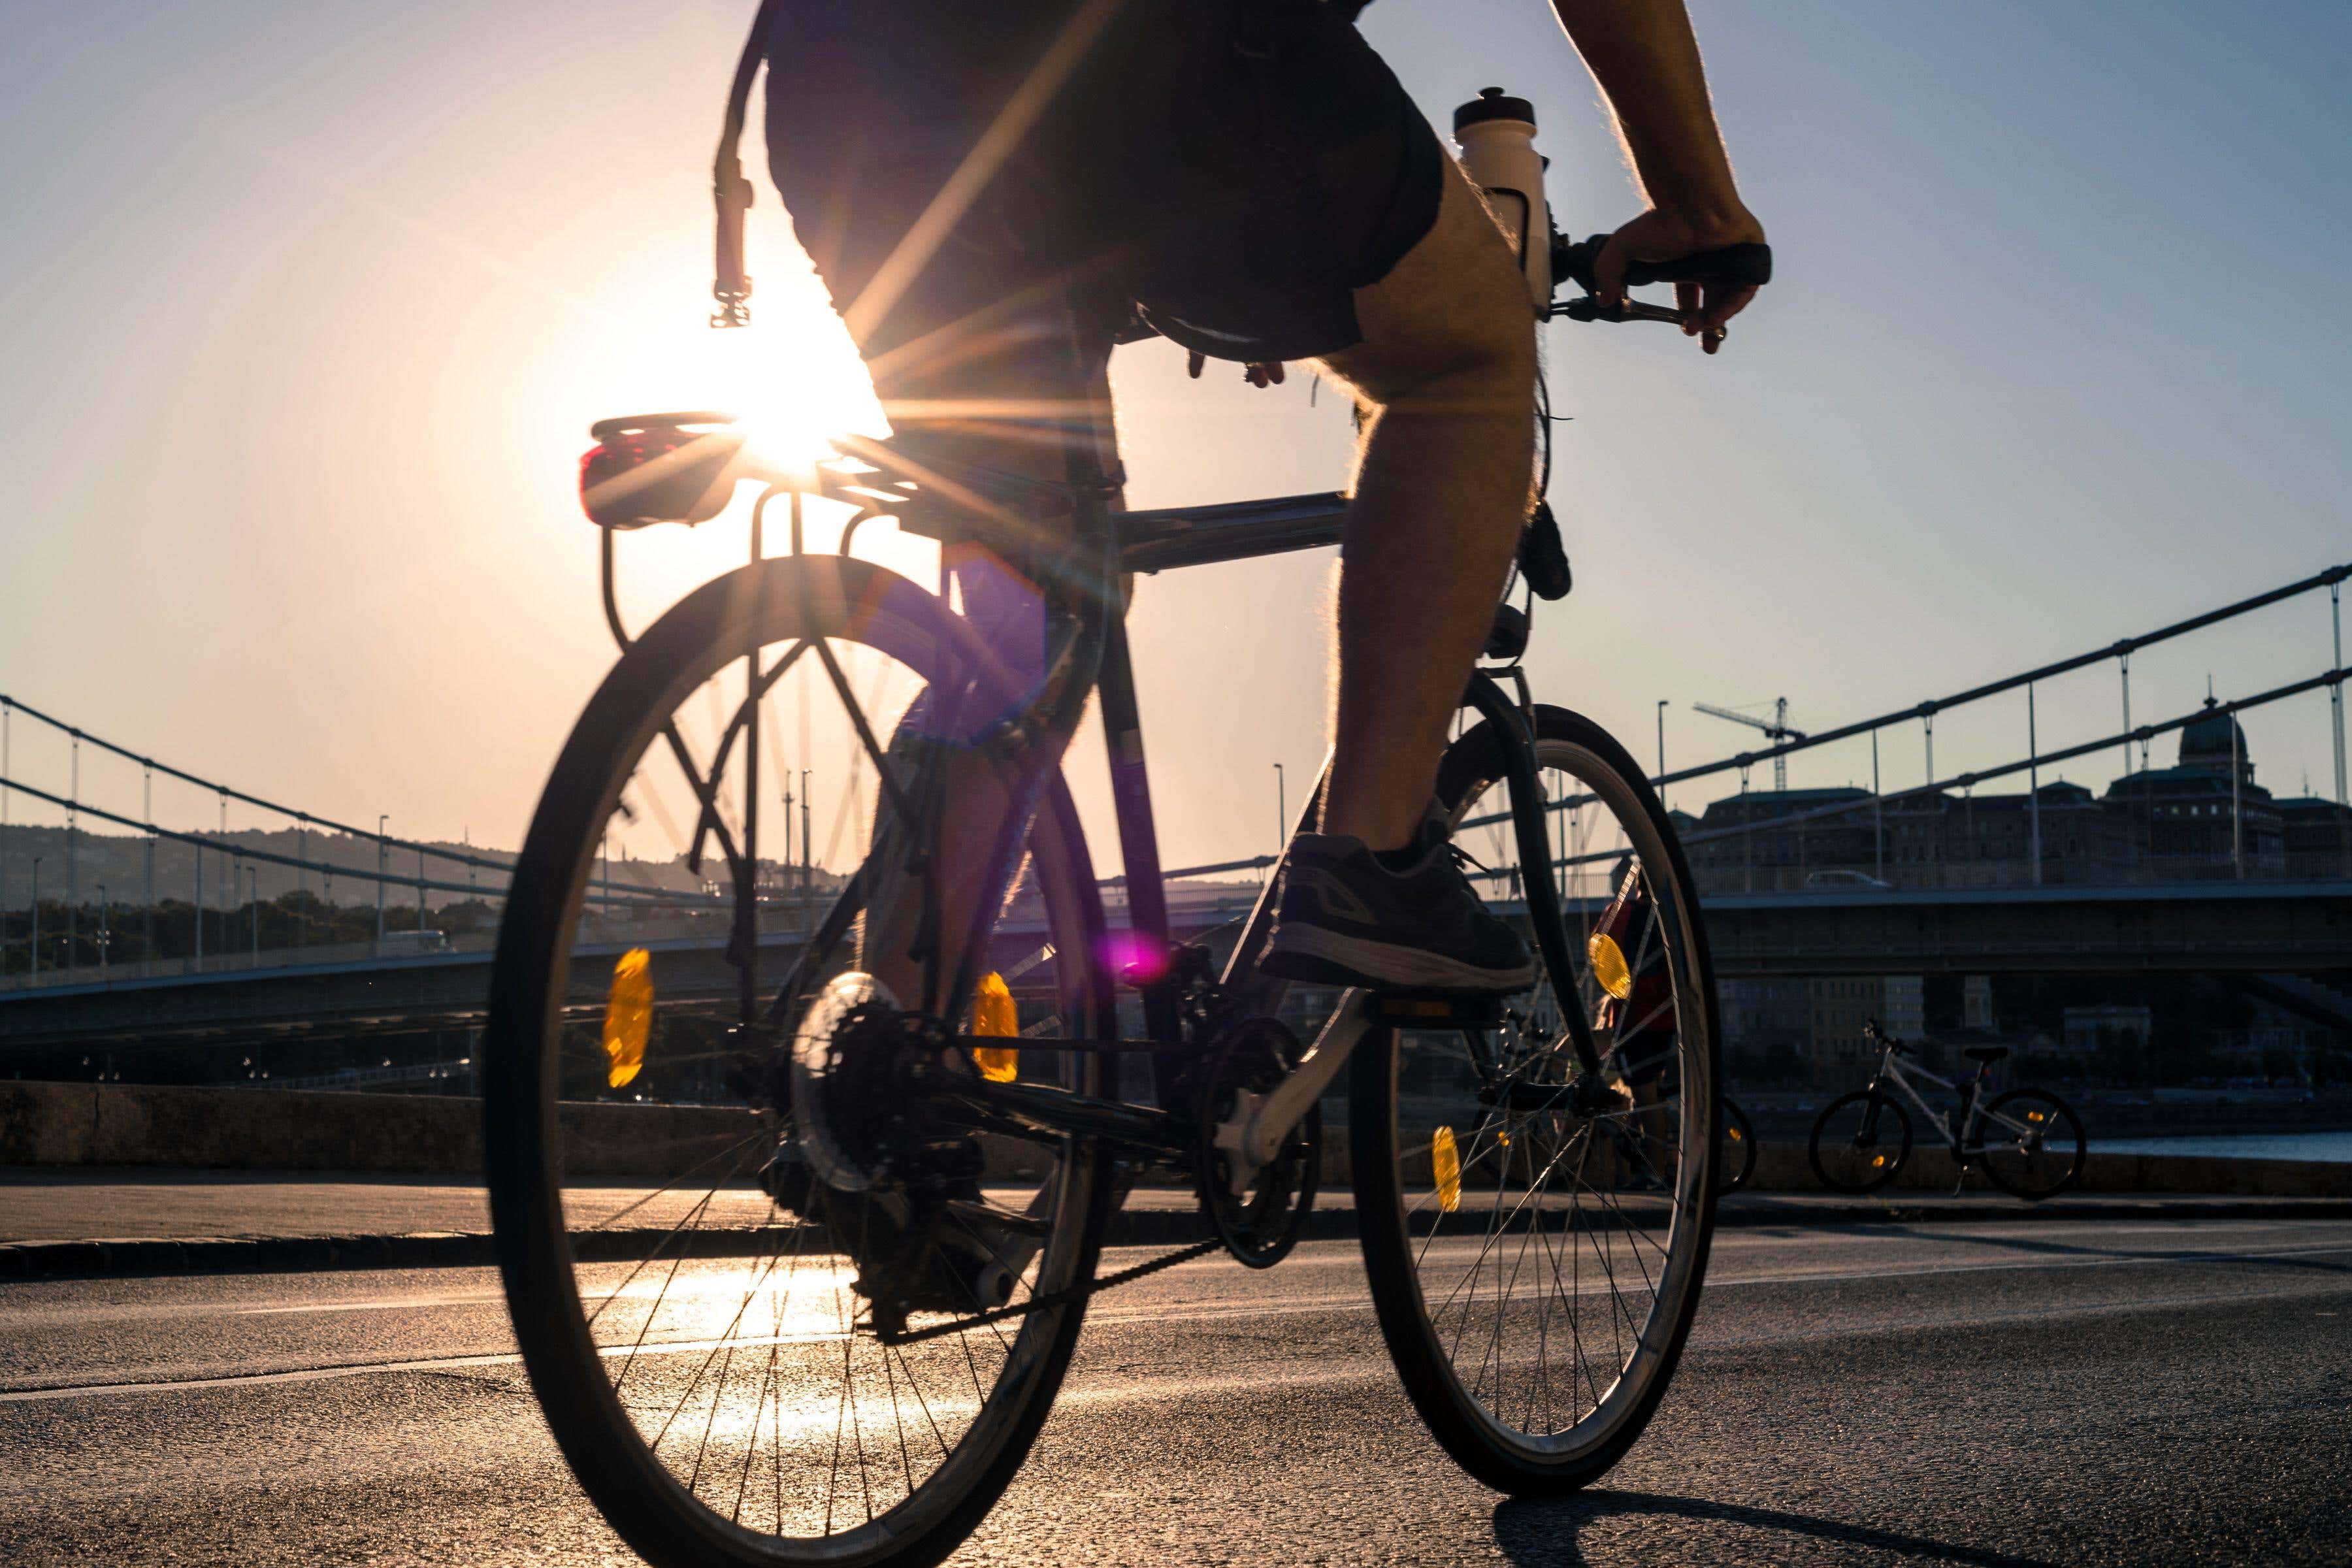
[758, 0, 1765, 1000]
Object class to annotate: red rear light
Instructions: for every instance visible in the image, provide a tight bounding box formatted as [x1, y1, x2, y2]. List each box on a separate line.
[578, 414, 745, 529]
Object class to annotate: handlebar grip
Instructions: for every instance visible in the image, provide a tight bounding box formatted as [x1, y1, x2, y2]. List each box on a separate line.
[1552, 233, 1772, 294]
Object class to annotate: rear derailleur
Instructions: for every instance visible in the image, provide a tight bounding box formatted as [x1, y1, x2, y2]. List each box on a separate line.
[757, 973, 1032, 1339]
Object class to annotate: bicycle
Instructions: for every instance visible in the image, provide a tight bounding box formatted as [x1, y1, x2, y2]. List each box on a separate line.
[1806, 1020, 2086, 1200]
[483, 86, 1767, 1568]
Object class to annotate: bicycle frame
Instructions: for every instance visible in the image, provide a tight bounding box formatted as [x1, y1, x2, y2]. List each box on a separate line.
[598, 408, 1612, 1180]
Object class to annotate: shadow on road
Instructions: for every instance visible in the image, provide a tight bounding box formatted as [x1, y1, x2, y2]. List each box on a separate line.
[1876, 1223, 2352, 1277]
[1493, 1490, 2060, 1567]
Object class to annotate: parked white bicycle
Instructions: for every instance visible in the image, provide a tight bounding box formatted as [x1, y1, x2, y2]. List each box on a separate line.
[1807, 1021, 2086, 1200]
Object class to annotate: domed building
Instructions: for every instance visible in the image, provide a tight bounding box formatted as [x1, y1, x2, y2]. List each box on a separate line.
[2102, 696, 2284, 877]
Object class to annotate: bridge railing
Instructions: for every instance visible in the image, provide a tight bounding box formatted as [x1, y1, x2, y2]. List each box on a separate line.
[5, 557, 2347, 985]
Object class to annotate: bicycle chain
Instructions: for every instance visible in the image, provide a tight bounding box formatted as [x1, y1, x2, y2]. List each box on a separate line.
[875, 1233, 1222, 1347]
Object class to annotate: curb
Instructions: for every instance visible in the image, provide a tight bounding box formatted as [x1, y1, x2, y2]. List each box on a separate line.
[5, 1196, 2350, 1282]
[1714, 1196, 2352, 1228]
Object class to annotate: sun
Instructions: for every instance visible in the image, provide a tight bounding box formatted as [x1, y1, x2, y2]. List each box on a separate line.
[597, 271, 890, 476]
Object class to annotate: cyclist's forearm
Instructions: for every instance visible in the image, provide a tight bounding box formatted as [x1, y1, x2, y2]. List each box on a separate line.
[1549, 0, 1748, 231]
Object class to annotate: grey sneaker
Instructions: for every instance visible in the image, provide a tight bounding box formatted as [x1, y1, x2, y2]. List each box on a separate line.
[1259, 823, 1537, 993]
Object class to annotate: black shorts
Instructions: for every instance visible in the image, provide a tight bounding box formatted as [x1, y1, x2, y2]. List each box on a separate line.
[762, 0, 1446, 380]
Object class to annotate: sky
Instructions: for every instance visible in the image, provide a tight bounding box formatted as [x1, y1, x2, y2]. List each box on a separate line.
[1, 0, 2348, 877]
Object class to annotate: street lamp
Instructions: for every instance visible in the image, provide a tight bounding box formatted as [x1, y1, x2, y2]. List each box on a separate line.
[29, 856, 41, 978]
[250, 866, 261, 958]
[1273, 762, 1286, 864]
[95, 885, 108, 979]
[1656, 700, 1669, 810]
[376, 815, 389, 944]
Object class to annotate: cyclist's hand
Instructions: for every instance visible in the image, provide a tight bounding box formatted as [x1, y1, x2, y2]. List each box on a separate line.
[1593, 206, 1767, 355]
[1187, 350, 1286, 387]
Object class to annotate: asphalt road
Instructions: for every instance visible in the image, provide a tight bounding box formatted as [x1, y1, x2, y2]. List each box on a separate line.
[3, 1217, 2347, 1565]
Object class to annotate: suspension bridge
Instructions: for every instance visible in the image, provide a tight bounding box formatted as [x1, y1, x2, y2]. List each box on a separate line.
[1, 555, 2347, 1056]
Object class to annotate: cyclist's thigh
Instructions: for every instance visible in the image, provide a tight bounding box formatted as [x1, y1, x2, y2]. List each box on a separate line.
[1316, 158, 1535, 411]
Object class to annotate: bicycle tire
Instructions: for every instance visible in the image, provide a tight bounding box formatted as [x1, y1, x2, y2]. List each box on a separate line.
[485, 553, 1115, 1568]
[1352, 704, 1721, 1496]
[1808, 1090, 1912, 1194]
[1721, 1096, 1759, 1194]
[1978, 1088, 2086, 1200]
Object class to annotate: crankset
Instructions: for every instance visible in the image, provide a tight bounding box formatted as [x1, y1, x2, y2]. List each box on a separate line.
[1196, 1017, 1320, 1268]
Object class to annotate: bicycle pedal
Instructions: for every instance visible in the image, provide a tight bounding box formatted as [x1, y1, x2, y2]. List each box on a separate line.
[1371, 992, 1507, 1028]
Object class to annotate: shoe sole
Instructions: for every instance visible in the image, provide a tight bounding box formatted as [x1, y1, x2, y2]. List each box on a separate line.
[1259, 924, 1538, 994]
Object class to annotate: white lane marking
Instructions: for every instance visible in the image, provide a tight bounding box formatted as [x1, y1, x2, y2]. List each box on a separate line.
[232, 1294, 503, 1317]
[6, 1239, 2347, 1404]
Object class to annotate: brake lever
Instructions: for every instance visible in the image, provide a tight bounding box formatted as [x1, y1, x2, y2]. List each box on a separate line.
[1552, 293, 1727, 351]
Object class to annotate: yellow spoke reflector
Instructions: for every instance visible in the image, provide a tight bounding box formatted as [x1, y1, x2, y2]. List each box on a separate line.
[1588, 931, 1631, 1000]
[970, 971, 1019, 1083]
[1870, 1153, 1887, 1168]
[602, 948, 653, 1089]
[1433, 1125, 1462, 1213]
[1727, 1126, 1745, 1143]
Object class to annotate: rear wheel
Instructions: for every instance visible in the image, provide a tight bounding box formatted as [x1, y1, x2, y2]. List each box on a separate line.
[1808, 1090, 1911, 1194]
[485, 553, 1115, 1568]
[1351, 704, 1720, 1496]
[1977, 1088, 2085, 1200]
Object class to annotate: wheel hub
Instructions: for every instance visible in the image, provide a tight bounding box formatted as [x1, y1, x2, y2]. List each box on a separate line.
[789, 973, 907, 1191]
[783, 972, 1014, 1328]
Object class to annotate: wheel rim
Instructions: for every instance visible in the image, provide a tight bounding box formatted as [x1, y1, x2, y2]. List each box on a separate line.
[495, 563, 1103, 1560]
[1390, 731, 1714, 1464]
[1816, 1094, 1904, 1191]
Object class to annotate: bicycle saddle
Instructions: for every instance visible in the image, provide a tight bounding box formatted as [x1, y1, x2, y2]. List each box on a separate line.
[1963, 1045, 2010, 1064]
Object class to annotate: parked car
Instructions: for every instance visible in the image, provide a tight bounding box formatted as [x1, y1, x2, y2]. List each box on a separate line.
[377, 929, 450, 954]
[1805, 869, 1894, 890]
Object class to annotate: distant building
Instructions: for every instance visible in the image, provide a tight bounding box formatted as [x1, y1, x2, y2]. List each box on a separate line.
[2061, 1003, 2151, 1060]
[2279, 794, 2352, 879]
[1720, 976, 1809, 1064]
[1806, 975, 1915, 1088]
[1881, 974, 1926, 1041]
[2102, 698, 2284, 878]
[1963, 975, 1997, 1032]
[1683, 696, 2344, 891]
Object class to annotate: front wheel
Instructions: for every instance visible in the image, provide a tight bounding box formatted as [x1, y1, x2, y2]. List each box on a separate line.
[1351, 704, 1720, 1496]
[1808, 1090, 1912, 1194]
[1976, 1088, 2086, 1200]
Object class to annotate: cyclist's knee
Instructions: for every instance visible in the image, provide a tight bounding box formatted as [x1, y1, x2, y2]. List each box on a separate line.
[1328, 276, 1534, 420]
[1370, 311, 1534, 420]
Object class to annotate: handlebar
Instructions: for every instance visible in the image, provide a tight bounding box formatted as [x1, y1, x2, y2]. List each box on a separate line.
[1552, 233, 1774, 294]
[1546, 232, 1773, 332]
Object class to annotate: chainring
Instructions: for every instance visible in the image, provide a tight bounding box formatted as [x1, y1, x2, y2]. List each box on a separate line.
[1196, 1018, 1320, 1269]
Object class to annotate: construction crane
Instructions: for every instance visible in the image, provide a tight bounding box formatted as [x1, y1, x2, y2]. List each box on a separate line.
[1694, 698, 1805, 792]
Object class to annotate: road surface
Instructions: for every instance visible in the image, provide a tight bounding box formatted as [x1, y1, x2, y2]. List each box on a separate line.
[3, 1217, 2347, 1565]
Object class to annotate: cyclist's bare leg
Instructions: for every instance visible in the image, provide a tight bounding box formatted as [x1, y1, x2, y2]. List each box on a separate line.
[856, 346, 1112, 1010]
[1314, 157, 1538, 853]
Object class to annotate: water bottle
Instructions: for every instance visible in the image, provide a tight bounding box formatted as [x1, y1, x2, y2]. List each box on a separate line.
[1454, 87, 1551, 312]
